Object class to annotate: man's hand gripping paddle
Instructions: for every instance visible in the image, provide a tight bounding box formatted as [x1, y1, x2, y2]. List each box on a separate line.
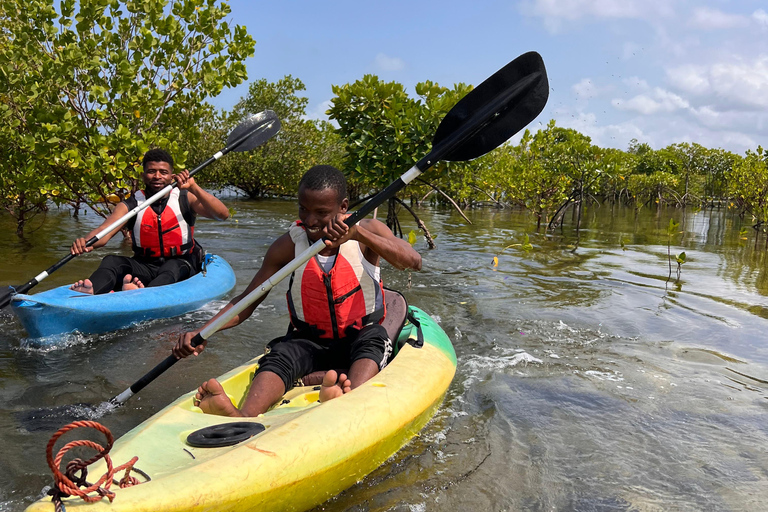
[0, 110, 281, 310]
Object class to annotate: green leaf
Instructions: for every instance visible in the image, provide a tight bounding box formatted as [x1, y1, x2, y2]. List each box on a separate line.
[522, 233, 533, 252]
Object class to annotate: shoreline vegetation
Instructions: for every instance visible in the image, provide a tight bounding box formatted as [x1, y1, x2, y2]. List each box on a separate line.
[2, 1, 766, 243]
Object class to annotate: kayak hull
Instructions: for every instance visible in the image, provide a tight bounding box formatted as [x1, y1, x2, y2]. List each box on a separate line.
[11, 254, 236, 339]
[25, 306, 457, 512]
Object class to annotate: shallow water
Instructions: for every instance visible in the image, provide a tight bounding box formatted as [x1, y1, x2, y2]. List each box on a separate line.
[2, 200, 768, 511]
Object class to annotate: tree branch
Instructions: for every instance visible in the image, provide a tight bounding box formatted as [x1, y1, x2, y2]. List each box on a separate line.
[416, 177, 472, 224]
[470, 183, 508, 209]
[394, 197, 436, 249]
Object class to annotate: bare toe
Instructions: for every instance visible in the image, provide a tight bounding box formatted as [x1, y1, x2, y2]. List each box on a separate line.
[339, 374, 352, 394]
[71, 279, 94, 294]
[319, 370, 346, 402]
[322, 370, 338, 387]
[197, 378, 241, 417]
[122, 274, 140, 291]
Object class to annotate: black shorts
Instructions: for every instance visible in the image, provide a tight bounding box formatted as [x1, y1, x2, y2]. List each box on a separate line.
[255, 323, 392, 392]
[88, 248, 201, 295]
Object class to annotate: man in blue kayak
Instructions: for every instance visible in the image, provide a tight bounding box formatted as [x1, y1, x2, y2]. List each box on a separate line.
[69, 148, 230, 294]
[173, 165, 422, 413]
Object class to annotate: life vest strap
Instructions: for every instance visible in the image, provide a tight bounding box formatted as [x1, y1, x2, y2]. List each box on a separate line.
[288, 305, 385, 341]
[135, 240, 195, 259]
[360, 307, 385, 327]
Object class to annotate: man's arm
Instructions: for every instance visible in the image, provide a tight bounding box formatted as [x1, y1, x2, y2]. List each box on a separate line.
[175, 170, 230, 220]
[70, 202, 131, 255]
[323, 216, 421, 271]
[172, 233, 296, 358]
[355, 219, 422, 270]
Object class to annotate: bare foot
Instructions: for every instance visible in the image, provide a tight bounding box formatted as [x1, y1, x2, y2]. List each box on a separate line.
[193, 378, 243, 417]
[121, 274, 144, 291]
[70, 279, 94, 294]
[319, 370, 352, 402]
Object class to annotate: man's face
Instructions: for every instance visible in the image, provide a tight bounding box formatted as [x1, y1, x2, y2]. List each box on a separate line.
[298, 186, 348, 242]
[142, 161, 174, 194]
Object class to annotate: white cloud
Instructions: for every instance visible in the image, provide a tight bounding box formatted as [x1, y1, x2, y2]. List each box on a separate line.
[689, 105, 720, 127]
[572, 78, 611, 100]
[622, 76, 650, 92]
[754, 9, 768, 29]
[651, 25, 700, 59]
[525, 0, 668, 20]
[717, 132, 758, 151]
[688, 107, 768, 139]
[605, 111, 760, 152]
[689, 8, 749, 30]
[373, 53, 405, 72]
[666, 56, 768, 109]
[516, 0, 768, 153]
[612, 87, 689, 115]
[555, 111, 645, 149]
[573, 78, 594, 98]
[666, 65, 711, 95]
[519, 0, 675, 32]
[304, 99, 334, 123]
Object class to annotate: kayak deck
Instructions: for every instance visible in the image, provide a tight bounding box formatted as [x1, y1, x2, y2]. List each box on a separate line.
[26, 306, 456, 512]
[11, 254, 236, 339]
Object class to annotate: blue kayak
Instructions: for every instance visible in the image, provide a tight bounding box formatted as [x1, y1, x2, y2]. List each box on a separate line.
[11, 254, 236, 339]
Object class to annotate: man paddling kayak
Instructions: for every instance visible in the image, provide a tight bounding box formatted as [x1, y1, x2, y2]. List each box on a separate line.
[69, 148, 230, 294]
[173, 165, 421, 415]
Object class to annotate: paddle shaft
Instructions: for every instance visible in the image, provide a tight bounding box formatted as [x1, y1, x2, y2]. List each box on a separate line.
[108, 67, 545, 406]
[3, 119, 273, 303]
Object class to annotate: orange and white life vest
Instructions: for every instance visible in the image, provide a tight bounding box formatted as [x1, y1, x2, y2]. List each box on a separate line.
[286, 221, 386, 339]
[127, 189, 196, 258]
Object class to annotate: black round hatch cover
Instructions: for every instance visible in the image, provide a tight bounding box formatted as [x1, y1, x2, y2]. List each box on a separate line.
[186, 422, 266, 448]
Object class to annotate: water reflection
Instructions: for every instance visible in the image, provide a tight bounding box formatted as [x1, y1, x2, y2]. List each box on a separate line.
[2, 201, 768, 511]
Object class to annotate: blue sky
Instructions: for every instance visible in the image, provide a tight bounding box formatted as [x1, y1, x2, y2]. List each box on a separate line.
[211, 0, 768, 155]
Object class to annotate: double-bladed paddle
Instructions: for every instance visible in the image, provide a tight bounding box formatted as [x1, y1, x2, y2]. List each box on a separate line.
[18, 52, 548, 430]
[0, 110, 281, 310]
[105, 51, 550, 409]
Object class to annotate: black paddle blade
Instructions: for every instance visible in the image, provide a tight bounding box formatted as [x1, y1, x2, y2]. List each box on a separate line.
[0, 286, 14, 309]
[433, 51, 549, 162]
[227, 110, 281, 152]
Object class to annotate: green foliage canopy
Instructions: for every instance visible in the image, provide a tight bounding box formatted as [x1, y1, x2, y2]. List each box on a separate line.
[187, 76, 346, 198]
[728, 146, 768, 222]
[328, 75, 471, 192]
[0, 0, 254, 235]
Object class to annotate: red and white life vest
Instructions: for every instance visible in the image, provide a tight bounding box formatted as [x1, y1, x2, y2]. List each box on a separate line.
[286, 221, 386, 339]
[129, 189, 195, 258]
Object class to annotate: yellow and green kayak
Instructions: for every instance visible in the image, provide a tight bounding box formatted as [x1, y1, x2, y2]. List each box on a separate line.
[26, 306, 456, 512]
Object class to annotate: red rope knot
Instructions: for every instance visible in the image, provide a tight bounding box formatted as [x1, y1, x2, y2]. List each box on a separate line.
[45, 420, 140, 508]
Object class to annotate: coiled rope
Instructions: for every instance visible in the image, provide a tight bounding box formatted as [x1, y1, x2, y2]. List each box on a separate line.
[45, 420, 140, 512]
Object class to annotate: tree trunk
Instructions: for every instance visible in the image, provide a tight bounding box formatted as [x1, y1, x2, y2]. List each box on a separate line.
[386, 197, 397, 231]
[395, 197, 436, 249]
[15, 191, 26, 237]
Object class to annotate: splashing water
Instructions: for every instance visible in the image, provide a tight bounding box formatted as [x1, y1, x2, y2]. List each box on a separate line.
[17, 401, 120, 432]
